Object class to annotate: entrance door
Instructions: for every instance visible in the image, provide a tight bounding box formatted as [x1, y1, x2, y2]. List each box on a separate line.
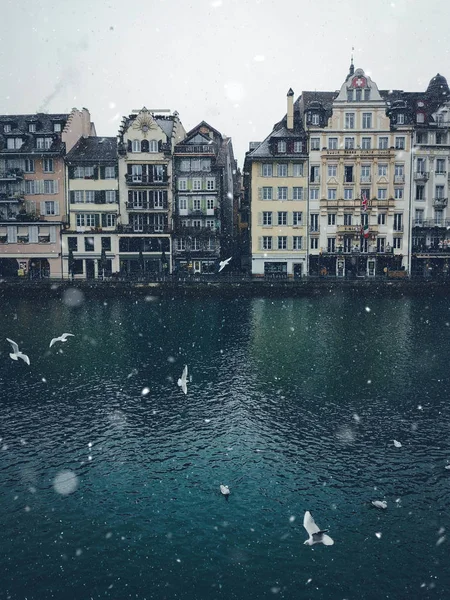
[368, 260, 376, 277]
[337, 259, 345, 277]
[193, 260, 201, 274]
[293, 263, 303, 278]
[86, 259, 95, 279]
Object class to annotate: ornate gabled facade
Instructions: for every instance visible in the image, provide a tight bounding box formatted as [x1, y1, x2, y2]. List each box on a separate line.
[64, 137, 119, 279]
[0, 109, 94, 278]
[117, 108, 185, 276]
[172, 121, 236, 274]
[245, 89, 308, 277]
[304, 67, 413, 277]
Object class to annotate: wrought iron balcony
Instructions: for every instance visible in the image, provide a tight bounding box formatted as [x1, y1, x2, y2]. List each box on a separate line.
[174, 144, 215, 155]
[414, 171, 429, 181]
[433, 197, 448, 208]
[126, 201, 168, 211]
[309, 176, 320, 184]
[0, 192, 24, 203]
[309, 226, 320, 233]
[125, 174, 169, 186]
[0, 169, 24, 181]
[394, 175, 405, 183]
[360, 176, 371, 183]
[117, 224, 170, 234]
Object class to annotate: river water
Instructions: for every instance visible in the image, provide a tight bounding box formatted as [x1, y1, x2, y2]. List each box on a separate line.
[1, 289, 450, 599]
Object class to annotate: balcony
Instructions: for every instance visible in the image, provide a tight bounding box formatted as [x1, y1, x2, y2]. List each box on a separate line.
[412, 219, 450, 228]
[344, 178, 355, 184]
[0, 192, 24, 203]
[174, 144, 215, 155]
[414, 171, 429, 181]
[337, 224, 360, 234]
[0, 169, 24, 181]
[309, 226, 320, 233]
[126, 202, 168, 211]
[360, 176, 371, 183]
[394, 175, 405, 184]
[125, 174, 169, 186]
[433, 197, 448, 208]
[309, 176, 320, 184]
[117, 224, 170, 234]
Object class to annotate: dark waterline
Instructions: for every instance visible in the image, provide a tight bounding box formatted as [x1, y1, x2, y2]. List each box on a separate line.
[1, 291, 450, 599]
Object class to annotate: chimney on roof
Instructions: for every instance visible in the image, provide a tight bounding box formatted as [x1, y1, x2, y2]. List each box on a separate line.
[287, 88, 294, 130]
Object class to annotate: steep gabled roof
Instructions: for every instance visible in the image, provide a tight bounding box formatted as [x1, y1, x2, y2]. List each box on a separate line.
[66, 136, 117, 164]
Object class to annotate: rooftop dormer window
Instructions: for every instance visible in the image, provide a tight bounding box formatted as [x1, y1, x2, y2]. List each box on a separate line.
[3, 124, 11, 133]
[36, 137, 52, 150]
[6, 137, 22, 149]
[397, 113, 405, 125]
[417, 112, 425, 124]
[277, 140, 286, 153]
[29, 123, 36, 133]
[53, 123, 62, 132]
[311, 113, 320, 125]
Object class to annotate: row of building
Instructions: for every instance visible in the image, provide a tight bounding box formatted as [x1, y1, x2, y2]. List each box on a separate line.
[1, 62, 450, 280]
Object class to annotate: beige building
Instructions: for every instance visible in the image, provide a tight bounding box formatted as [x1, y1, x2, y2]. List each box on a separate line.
[245, 89, 308, 277]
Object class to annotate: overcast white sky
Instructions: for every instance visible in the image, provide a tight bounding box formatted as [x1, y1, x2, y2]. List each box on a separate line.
[1, 0, 450, 165]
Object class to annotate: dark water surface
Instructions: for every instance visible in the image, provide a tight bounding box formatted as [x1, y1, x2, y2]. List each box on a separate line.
[1, 290, 450, 600]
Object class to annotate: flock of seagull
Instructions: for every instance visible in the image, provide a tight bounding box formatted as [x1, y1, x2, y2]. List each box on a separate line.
[6, 333, 75, 365]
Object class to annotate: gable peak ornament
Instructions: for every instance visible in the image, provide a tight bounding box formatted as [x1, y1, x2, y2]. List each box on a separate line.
[133, 109, 157, 137]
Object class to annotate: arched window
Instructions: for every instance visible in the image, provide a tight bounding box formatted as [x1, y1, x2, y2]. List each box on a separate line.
[149, 140, 158, 153]
[141, 139, 149, 152]
[132, 139, 141, 153]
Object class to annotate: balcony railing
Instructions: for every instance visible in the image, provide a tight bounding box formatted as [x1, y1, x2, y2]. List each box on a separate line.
[309, 176, 320, 184]
[125, 174, 169, 185]
[413, 219, 450, 228]
[0, 192, 24, 203]
[0, 169, 24, 181]
[309, 226, 320, 233]
[126, 202, 168, 211]
[117, 224, 170, 234]
[394, 175, 405, 183]
[414, 171, 429, 180]
[174, 144, 215, 155]
[360, 176, 371, 183]
[433, 197, 448, 208]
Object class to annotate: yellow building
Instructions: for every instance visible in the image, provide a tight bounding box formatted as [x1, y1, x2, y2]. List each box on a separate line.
[245, 89, 308, 278]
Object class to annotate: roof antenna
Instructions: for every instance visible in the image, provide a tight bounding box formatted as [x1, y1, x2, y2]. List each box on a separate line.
[349, 46, 355, 77]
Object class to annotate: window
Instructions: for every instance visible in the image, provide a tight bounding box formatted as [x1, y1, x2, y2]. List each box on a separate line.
[395, 137, 405, 149]
[328, 165, 337, 178]
[394, 164, 404, 177]
[24, 159, 35, 173]
[415, 209, 424, 225]
[180, 160, 190, 172]
[278, 236, 287, 250]
[362, 113, 372, 129]
[310, 137, 320, 150]
[377, 238, 386, 252]
[149, 140, 158, 152]
[378, 213, 386, 225]
[206, 219, 215, 229]
[377, 188, 387, 200]
[277, 141, 286, 153]
[310, 237, 318, 250]
[327, 238, 336, 252]
[436, 159, 446, 174]
[293, 187, 303, 200]
[154, 191, 164, 209]
[43, 201, 56, 215]
[85, 237, 95, 251]
[43, 158, 54, 173]
[344, 137, 355, 149]
[25, 180, 37, 194]
[293, 141, 303, 153]
[435, 210, 444, 225]
[393, 213, 403, 231]
[310, 214, 319, 231]
[311, 113, 320, 125]
[347, 90, 353, 102]
[74, 191, 83, 203]
[416, 157, 426, 173]
[356, 88, 362, 101]
[85, 214, 96, 227]
[397, 113, 405, 125]
[54, 123, 62, 132]
[416, 186, 425, 201]
[277, 163, 288, 177]
[345, 113, 355, 129]
[344, 165, 354, 182]
[310, 165, 320, 182]
[416, 132, 427, 144]
[328, 138, 338, 150]
[178, 178, 187, 190]
[106, 214, 116, 228]
[41, 137, 52, 149]
[344, 213, 352, 226]
[378, 137, 389, 149]
[378, 164, 388, 177]
[328, 188, 337, 200]
[192, 219, 201, 229]
[278, 211, 287, 226]
[105, 166, 115, 179]
[131, 140, 141, 152]
[293, 211, 302, 225]
[206, 178, 215, 190]
[7, 137, 22, 149]
[76, 214, 85, 227]
[310, 188, 319, 200]
[361, 137, 371, 150]
[179, 197, 187, 210]
[277, 187, 287, 200]
[262, 187, 273, 200]
[3, 124, 11, 133]
[262, 236, 272, 250]
[344, 188, 353, 200]
[394, 188, 404, 200]
[68, 237, 78, 251]
[361, 165, 371, 181]
[416, 113, 425, 124]
[262, 164, 273, 177]
[192, 178, 202, 191]
[435, 185, 445, 199]
[328, 213, 336, 226]
[85, 191, 95, 203]
[29, 123, 36, 133]
[177, 238, 186, 251]
[106, 190, 116, 203]
[436, 133, 447, 145]
[361, 188, 370, 200]
[101, 237, 111, 251]
[263, 211, 272, 226]
[193, 197, 201, 210]
[293, 236, 303, 250]
[292, 163, 303, 177]
[207, 198, 214, 210]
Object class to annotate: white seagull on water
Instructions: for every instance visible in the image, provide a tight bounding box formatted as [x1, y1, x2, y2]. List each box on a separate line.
[218, 257, 232, 273]
[220, 484, 230, 499]
[177, 365, 188, 395]
[49, 333, 75, 348]
[303, 511, 334, 546]
[6, 338, 30, 365]
[372, 500, 388, 510]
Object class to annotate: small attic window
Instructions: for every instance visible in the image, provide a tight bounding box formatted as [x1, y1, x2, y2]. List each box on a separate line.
[417, 112, 425, 124]
[3, 124, 11, 133]
[277, 140, 286, 153]
[311, 113, 320, 125]
[29, 123, 36, 133]
[397, 113, 405, 125]
[54, 123, 62, 132]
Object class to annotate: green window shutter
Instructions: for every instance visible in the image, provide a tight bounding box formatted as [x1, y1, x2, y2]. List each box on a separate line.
[53, 201, 60, 216]
[288, 236, 293, 251]
[68, 166, 75, 178]
[258, 187, 262, 200]
[94, 214, 100, 227]
[101, 214, 107, 227]
[93, 166, 99, 179]
[49, 226, 56, 243]
[115, 165, 119, 178]
[70, 191, 75, 204]
[288, 212, 293, 226]
[100, 166, 105, 179]
[258, 212, 262, 226]
[258, 236, 262, 250]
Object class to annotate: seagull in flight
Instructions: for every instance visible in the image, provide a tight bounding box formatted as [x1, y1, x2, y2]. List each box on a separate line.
[220, 484, 230, 500]
[303, 511, 334, 546]
[177, 365, 188, 395]
[49, 333, 74, 348]
[6, 338, 30, 365]
[218, 257, 232, 273]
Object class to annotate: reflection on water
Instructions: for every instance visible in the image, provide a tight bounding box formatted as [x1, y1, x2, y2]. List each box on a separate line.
[0, 292, 450, 599]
